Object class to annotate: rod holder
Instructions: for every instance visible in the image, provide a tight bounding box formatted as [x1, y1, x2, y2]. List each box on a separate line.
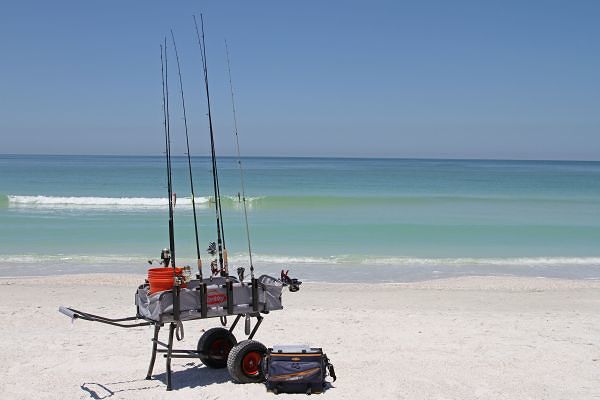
[251, 278, 259, 312]
[226, 280, 234, 315]
[199, 282, 207, 318]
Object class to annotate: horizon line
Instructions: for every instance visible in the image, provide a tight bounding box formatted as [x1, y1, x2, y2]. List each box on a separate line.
[1, 153, 599, 163]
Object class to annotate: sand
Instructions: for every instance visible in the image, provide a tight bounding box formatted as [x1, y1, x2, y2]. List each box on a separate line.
[0, 274, 599, 399]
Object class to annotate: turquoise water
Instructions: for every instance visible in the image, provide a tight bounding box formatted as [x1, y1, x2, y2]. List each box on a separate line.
[1, 155, 600, 281]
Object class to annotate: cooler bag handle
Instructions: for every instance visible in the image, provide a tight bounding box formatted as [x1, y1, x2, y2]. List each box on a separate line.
[324, 354, 336, 382]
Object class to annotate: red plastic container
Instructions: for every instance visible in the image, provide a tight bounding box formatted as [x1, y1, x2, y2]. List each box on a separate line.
[148, 267, 183, 278]
[147, 267, 185, 294]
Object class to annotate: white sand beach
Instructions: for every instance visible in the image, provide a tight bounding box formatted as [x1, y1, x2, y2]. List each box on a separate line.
[1, 274, 599, 399]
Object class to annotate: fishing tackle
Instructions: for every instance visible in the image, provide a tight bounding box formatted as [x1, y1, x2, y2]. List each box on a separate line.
[281, 270, 302, 292]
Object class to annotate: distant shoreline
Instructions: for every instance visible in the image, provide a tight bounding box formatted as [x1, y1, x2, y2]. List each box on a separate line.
[2, 153, 600, 163]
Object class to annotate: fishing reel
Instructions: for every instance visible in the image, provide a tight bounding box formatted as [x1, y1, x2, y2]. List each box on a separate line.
[160, 248, 171, 267]
[206, 242, 219, 276]
[207, 241, 217, 256]
[210, 260, 219, 276]
[237, 267, 245, 282]
[281, 270, 302, 292]
[147, 248, 172, 266]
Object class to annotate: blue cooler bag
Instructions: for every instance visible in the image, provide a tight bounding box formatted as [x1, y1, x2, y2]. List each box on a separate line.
[264, 345, 336, 395]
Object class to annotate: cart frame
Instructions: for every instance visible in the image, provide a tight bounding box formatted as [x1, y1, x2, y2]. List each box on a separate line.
[59, 276, 276, 391]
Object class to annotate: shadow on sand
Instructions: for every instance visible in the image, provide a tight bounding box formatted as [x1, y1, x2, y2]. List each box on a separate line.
[153, 364, 231, 390]
[80, 363, 230, 398]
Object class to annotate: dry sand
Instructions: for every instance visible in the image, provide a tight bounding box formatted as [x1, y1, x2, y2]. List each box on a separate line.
[1, 274, 599, 399]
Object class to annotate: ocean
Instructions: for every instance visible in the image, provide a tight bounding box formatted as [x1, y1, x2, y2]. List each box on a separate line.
[1, 155, 599, 282]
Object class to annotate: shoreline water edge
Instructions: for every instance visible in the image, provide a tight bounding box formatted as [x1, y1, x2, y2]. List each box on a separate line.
[2, 257, 600, 282]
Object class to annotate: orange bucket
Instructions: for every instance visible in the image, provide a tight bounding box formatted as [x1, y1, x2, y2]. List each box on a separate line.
[147, 267, 186, 294]
[148, 267, 183, 278]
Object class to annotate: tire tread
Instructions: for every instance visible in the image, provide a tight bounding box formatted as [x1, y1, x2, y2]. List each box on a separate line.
[227, 340, 267, 383]
[197, 327, 237, 369]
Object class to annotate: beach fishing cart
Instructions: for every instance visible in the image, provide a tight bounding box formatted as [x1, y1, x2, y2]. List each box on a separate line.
[59, 271, 301, 390]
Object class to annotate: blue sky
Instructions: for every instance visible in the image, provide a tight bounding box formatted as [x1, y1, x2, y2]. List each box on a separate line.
[0, 1, 599, 160]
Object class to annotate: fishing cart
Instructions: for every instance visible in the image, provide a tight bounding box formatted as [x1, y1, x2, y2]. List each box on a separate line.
[60, 266, 300, 390]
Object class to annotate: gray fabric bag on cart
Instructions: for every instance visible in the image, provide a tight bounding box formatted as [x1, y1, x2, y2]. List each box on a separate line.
[264, 345, 336, 395]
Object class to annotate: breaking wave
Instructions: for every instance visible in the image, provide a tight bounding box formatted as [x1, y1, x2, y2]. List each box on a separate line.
[250, 255, 600, 267]
[7, 195, 183, 208]
[2, 193, 594, 211]
[362, 256, 600, 267]
[3, 253, 600, 268]
[2, 195, 265, 210]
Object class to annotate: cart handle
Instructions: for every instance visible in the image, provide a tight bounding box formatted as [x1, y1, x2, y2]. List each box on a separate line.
[58, 306, 154, 328]
[59, 306, 77, 319]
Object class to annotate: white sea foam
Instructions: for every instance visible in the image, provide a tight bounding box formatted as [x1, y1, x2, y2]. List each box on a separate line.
[363, 256, 600, 267]
[244, 254, 343, 265]
[239, 254, 600, 268]
[3, 253, 600, 268]
[6, 195, 264, 210]
[2, 254, 147, 264]
[7, 195, 207, 210]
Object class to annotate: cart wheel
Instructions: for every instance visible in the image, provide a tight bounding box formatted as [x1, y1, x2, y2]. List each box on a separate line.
[227, 340, 267, 383]
[197, 327, 237, 369]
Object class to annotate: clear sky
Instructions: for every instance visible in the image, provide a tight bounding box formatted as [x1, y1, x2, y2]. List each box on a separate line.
[1, 1, 599, 160]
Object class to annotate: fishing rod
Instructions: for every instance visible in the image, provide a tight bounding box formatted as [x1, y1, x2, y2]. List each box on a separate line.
[170, 30, 203, 278]
[200, 18, 227, 264]
[225, 39, 255, 280]
[193, 14, 228, 276]
[160, 40, 176, 269]
[201, 19, 228, 276]
[163, 38, 184, 341]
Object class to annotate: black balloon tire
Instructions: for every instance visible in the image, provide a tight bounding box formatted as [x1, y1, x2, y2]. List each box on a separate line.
[197, 327, 237, 369]
[227, 340, 267, 383]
